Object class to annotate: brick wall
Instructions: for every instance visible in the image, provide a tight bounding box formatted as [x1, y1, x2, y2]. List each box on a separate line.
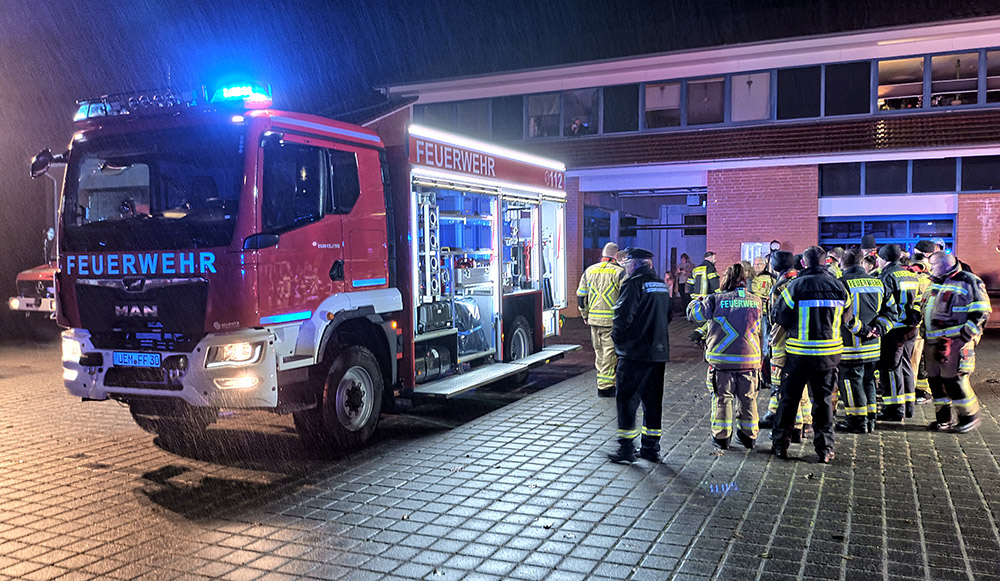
[565, 177, 583, 318]
[956, 193, 1000, 289]
[707, 166, 819, 267]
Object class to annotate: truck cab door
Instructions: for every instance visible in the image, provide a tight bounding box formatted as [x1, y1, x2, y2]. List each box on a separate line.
[335, 149, 389, 291]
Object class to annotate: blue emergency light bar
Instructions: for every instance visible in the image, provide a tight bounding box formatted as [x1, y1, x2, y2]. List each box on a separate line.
[73, 82, 272, 123]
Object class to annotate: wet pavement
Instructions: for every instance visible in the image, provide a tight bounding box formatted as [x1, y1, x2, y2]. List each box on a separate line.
[2, 319, 1000, 580]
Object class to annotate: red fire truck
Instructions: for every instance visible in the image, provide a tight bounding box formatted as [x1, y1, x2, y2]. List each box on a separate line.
[31, 84, 575, 449]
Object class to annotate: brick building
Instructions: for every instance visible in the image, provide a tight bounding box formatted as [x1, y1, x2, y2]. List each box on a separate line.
[377, 17, 1000, 318]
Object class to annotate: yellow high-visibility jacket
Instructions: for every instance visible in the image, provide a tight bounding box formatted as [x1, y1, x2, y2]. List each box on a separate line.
[576, 259, 624, 326]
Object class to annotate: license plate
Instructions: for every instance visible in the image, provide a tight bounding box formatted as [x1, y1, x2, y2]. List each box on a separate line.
[113, 351, 162, 368]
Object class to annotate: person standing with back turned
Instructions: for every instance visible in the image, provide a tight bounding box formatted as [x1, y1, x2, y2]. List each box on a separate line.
[577, 242, 625, 397]
[607, 248, 672, 464]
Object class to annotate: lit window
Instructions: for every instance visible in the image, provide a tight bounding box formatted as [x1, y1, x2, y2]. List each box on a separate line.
[730, 73, 770, 122]
[878, 58, 924, 110]
[645, 82, 681, 128]
[563, 89, 599, 137]
[931, 52, 978, 107]
[988, 51, 1000, 104]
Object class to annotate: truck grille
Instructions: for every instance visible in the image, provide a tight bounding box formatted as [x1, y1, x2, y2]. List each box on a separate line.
[104, 368, 182, 391]
[76, 278, 207, 336]
[89, 330, 202, 353]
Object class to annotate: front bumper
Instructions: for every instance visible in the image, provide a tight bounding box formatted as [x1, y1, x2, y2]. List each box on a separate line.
[62, 328, 279, 408]
[9, 296, 56, 314]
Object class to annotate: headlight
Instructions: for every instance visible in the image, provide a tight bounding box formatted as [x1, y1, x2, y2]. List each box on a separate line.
[205, 341, 265, 368]
[9, 297, 21, 310]
[62, 337, 82, 362]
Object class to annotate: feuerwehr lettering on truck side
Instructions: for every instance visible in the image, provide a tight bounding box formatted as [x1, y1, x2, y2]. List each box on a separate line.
[64, 252, 217, 277]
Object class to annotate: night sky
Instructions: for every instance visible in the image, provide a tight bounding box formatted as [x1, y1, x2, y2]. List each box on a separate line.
[1, 0, 998, 336]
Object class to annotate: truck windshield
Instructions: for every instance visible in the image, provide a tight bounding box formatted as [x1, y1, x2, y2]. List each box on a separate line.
[62, 124, 245, 252]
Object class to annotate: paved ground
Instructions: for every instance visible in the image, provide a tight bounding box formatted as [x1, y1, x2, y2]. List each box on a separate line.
[3, 319, 1000, 580]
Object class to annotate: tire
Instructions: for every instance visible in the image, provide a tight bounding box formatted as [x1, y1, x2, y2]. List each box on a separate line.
[294, 345, 383, 451]
[505, 315, 533, 362]
[129, 400, 216, 440]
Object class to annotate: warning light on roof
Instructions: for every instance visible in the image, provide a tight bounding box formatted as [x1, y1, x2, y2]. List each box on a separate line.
[210, 83, 272, 108]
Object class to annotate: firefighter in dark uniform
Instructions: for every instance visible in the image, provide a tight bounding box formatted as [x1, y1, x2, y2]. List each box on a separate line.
[876, 244, 922, 422]
[690, 252, 720, 300]
[771, 246, 851, 463]
[923, 251, 991, 433]
[608, 247, 672, 464]
[687, 262, 764, 450]
[836, 249, 897, 433]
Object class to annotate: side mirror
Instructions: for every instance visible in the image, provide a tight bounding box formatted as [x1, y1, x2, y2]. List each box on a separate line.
[30, 148, 67, 178]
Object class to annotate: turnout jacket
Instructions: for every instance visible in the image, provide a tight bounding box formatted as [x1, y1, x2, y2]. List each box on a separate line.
[768, 270, 797, 365]
[879, 262, 921, 329]
[690, 260, 720, 299]
[922, 267, 992, 343]
[773, 265, 851, 367]
[612, 265, 672, 361]
[576, 258, 624, 326]
[687, 287, 763, 370]
[839, 265, 897, 363]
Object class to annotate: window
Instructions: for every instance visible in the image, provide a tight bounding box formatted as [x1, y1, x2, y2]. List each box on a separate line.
[825, 62, 871, 116]
[820, 163, 861, 196]
[776, 66, 821, 119]
[931, 52, 978, 107]
[263, 142, 325, 233]
[961, 156, 1000, 191]
[603, 84, 639, 133]
[491, 96, 523, 140]
[865, 161, 908, 195]
[820, 216, 955, 250]
[878, 58, 923, 110]
[330, 150, 361, 214]
[988, 51, 1000, 103]
[683, 214, 707, 237]
[912, 158, 957, 193]
[911, 219, 955, 240]
[563, 89, 599, 136]
[645, 82, 681, 128]
[583, 206, 611, 250]
[865, 220, 907, 239]
[455, 100, 490, 139]
[731, 73, 770, 122]
[415, 103, 455, 131]
[528, 93, 560, 138]
[687, 78, 724, 125]
[820, 220, 863, 241]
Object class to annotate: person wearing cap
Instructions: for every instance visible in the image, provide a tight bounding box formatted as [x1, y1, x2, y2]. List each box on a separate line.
[922, 251, 991, 432]
[687, 262, 764, 450]
[836, 249, 897, 434]
[770, 246, 851, 464]
[577, 242, 626, 397]
[759, 251, 813, 440]
[876, 244, 922, 422]
[861, 234, 878, 258]
[920, 237, 974, 274]
[608, 247, 672, 463]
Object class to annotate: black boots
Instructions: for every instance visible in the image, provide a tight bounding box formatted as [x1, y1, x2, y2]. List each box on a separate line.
[835, 417, 867, 434]
[736, 431, 756, 450]
[608, 444, 637, 463]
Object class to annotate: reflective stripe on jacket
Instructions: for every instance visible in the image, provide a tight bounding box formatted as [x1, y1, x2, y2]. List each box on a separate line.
[839, 265, 897, 363]
[880, 263, 921, 329]
[768, 270, 796, 365]
[576, 259, 624, 326]
[687, 287, 763, 370]
[690, 260, 719, 299]
[774, 266, 851, 366]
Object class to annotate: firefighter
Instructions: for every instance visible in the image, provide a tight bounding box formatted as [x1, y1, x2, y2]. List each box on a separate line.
[608, 247, 672, 463]
[923, 251, 991, 433]
[826, 247, 844, 279]
[751, 256, 776, 395]
[876, 244, 922, 422]
[687, 262, 764, 449]
[771, 246, 851, 463]
[690, 252, 720, 300]
[836, 249, 897, 433]
[577, 242, 625, 397]
[911, 241, 936, 403]
[759, 251, 812, 439]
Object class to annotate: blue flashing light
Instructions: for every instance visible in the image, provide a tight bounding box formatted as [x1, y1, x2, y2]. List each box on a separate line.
[260, 310, 311, 325]
[210, 83, 272, 108]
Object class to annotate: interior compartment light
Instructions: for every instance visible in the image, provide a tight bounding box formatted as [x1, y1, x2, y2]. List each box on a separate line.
[205, 341, 265, 368]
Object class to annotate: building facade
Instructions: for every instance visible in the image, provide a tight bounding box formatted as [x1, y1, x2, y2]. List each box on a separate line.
[381, 18, 1000, 317]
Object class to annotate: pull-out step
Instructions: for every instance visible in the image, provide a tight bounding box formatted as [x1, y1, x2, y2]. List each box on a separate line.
[410, 344, 580, 398]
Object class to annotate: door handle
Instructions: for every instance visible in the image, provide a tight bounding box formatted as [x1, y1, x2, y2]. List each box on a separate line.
[330, 260, 345, 281]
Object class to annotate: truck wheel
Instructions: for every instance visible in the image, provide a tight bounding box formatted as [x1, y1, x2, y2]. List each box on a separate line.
[505, 316, 533, 361]
[129, 400, 216, 440]
[295, 345, 383, 451]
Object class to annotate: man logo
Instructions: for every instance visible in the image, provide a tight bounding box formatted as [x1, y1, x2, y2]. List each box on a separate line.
[115, 305, 159, 318]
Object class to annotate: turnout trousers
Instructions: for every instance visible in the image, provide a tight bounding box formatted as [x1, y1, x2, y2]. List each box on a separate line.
[768, 363, 813, 428]
[838, 360, 878, 420]
[615, 358, 665, 454]
[925, 338, 980, 424]
[591, 325, 617, 393]
[880, 327, 917, 418]
[911, 335, 929, 396]
[772, 354, 839, 454]
[708, 367, 759, 441]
